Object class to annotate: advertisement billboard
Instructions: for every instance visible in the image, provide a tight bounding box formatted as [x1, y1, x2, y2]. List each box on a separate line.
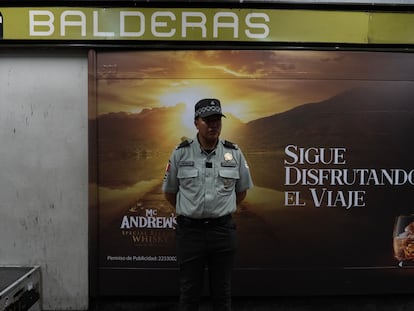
[91, 49, 414, 295]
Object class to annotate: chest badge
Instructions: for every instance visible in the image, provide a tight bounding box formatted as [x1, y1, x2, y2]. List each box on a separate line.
[224, 152, 233, 161]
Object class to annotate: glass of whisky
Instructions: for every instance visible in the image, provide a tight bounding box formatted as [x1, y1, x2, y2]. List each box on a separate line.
[393, 215, 414, 262]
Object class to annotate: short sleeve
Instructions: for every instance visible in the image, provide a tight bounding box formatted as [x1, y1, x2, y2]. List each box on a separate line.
[162, 151, 179, 193]
[236, 150, 254, 193]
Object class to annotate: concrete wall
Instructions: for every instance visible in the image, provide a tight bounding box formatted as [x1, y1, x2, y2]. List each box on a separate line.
[0, 50, 89, 310]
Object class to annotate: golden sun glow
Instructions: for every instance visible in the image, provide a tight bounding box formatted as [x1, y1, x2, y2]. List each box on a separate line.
[159, 84, 216, 131]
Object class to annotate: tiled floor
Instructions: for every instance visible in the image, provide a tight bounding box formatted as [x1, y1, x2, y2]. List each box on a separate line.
[90, 294, 414, 311]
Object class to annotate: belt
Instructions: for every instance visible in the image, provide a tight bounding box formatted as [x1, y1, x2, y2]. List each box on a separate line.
[177, 214, 232, 227]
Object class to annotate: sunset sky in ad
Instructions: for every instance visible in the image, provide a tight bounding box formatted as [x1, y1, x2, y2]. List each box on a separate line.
[97, 50, 414, 125]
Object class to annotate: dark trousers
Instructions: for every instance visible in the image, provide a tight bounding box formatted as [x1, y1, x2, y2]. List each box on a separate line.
[176, 215, 237, 311]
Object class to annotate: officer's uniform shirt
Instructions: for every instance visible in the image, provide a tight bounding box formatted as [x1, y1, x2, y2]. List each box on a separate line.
[162, 137, 253, 219]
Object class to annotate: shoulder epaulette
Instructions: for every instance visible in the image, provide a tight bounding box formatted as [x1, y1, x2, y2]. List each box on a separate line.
[222, 140, 238, 150]
[176, 139, 193, 149]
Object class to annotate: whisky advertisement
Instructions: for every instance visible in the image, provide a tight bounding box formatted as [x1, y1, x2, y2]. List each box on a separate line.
[92, 50, 414, 295]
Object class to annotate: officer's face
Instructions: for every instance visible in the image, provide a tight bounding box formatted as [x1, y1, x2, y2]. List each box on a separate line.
[195, 115, 222, 143]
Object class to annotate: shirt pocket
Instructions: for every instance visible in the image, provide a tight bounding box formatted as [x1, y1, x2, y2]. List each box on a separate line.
[218, 169, 240, 194]
[177, 167, 200, 189]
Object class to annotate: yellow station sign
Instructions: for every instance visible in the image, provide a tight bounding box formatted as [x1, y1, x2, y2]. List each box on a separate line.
[0, 7, 413, 44]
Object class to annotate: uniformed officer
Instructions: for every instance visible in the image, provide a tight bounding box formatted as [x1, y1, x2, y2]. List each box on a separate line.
[162, 98, 253, 311]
